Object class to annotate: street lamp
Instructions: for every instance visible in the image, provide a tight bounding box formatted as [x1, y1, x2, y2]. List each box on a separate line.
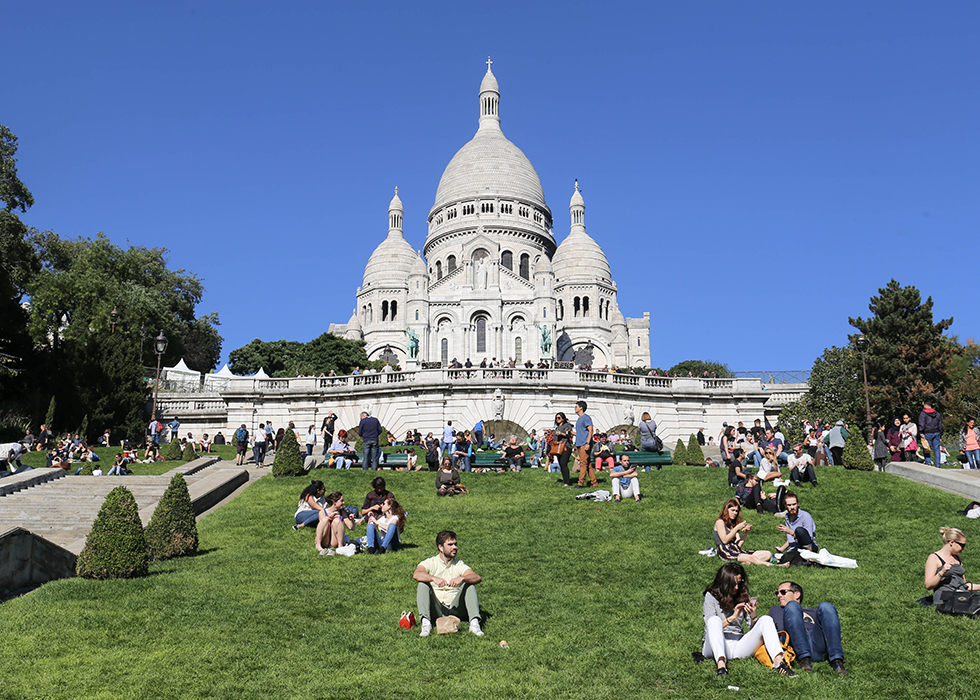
[854, 335, 873, 442]
[151, 330, 169, 421]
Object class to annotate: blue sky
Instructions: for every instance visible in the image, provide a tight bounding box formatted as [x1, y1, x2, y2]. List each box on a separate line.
[6, 2, 978, 372]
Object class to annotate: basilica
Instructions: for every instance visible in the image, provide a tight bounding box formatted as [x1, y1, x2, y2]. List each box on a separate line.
[328, 63, 650, 369]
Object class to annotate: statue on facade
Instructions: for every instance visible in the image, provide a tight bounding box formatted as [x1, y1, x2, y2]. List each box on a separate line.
[476, 258, 488, 289]
[623, 402, 635, 426]
[492, 388, 504, 420]
[407, 329, 419, 359]
[540, 326, 552, 355]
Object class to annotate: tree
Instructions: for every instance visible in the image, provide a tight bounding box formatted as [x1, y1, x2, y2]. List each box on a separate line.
[849, 280, 957, 424]
[76, 486, 149, 580]
[686, 434, 705, 466]
[672, 439, 687, 466]
[668, 360, 734, 378]
[228, 334, 371, 377]
[182, 312, 223, 373]
[801, 345, 864, 431]
[272, 429, 304, 477]
[228, 338, 304, 376]
[0, 125, 35, 213]
[841, 428, 874, 471]
[145, 474, 198, 561]
[165, 437, 184, 461]
[945, 338, 980, 437]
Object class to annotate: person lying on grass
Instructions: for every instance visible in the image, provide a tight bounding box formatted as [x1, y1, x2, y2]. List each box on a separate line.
[413, 530, 483, 637]
[701, 562, 796, 677]
[713, 499, 775, 567]
[316, 491, 357, 556]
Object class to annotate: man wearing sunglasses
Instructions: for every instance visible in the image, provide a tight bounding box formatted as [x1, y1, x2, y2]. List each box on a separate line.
[768, 581, 847, 675]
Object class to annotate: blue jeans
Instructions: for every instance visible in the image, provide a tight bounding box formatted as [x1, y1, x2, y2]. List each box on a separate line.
[782, 600, 843, 662]
[473, 431, 483, 450]
[965, 449, 980, 469]
[333, 456, 352, 470]
[362, 441, 380, 470]
[454, 455, 471, 472]
[295, 510, 321, 527]
[366, 522, 400, 551]
[922, 432, 942, 467]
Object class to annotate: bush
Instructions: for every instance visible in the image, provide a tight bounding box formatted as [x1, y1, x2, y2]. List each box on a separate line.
[272, 429, 305, 477]
[672, 439, 687, 466]
[352, 425, 391, 451]
[181, 444, 198, 461]
[78, 462, 95, 475]
[165, 439, 184, 461]
[842, 427, 874, 470]
[686, 434, 705, 466]
[145, 474, 199, 561]
[76, 486, 149, 580]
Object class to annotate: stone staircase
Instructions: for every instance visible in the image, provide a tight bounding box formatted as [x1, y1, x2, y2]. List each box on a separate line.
[0, 456, 248, 571]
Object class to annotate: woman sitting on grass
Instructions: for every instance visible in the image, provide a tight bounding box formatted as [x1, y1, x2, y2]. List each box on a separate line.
[293, 480, 327, 530]
[701, 562, 795, 677]
[713, 499, 773, 566]
[366, 498, 406, 554]
[436, 456, 462, 496]
[316, 491, 357, 556]
[925, 527, 978, 605]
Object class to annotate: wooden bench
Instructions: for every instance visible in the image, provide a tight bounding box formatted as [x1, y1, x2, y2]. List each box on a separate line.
[616, 450, 673, 467]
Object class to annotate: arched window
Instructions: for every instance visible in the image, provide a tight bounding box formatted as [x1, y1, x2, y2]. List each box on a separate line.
[472, 248, 490, 263]
[515, 337, 523, 363]
[436, 261, 443, 280]
[367, 304, 373, 323]
[390, 300, 397, 321]
[583, 297, 590, 317]
[558, 300, 564, 321]
[447, 255, 456, 273]
[476, 317, 487, 353]
[415, 310, 419, 321]
[519, 253, 529, 280]
[441, 338, 449, 365]
[574, 297, 581, 318]
[382, 300, 389, 321]
[501, 250, 513, 270]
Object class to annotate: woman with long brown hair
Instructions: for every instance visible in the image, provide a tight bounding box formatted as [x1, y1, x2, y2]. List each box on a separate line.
[366, 497, 406, 554]
[713, 499, 773, 566]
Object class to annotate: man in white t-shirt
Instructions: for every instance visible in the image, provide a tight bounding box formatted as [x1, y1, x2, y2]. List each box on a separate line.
[413, 530, 483, 637]
[787, 443, 818, 487]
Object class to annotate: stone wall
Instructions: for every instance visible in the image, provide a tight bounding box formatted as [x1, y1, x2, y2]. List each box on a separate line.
[156, 367, 808, 446]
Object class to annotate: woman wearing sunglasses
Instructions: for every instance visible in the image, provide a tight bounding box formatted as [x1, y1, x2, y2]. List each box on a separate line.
[925, 527, 978, 606]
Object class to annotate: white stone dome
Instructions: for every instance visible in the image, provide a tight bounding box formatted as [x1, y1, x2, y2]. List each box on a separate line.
[553, 230, 612, 283]
[362, 232, 419, 288]
[347, 309, 361, 331]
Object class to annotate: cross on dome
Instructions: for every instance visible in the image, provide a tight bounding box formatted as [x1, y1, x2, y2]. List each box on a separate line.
[486, 56, 493, 71]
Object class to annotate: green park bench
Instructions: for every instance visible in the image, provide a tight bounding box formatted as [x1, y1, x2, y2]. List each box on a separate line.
[616, 450, 673, 468]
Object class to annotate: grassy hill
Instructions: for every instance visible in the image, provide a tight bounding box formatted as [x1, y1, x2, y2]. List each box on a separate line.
[0, 464, 977, 699]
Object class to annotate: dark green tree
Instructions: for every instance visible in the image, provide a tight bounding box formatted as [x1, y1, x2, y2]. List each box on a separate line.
[182, 312, 223, 373]
[841, 427, 874, 471]
[686, 434, 705, 466]
[0, 125, 34, 214]
[668, 360, 734, 378]
[145, 474, 198, 561]
[181, 444, 198, 461]
[165, 437, 184, 461]
[945, 338, 980, 437]
[228, 338, 304, 376]
[272, 429, 305, 477]
[849, 280, 957, 423]
[76, 486, 149, 579]
[228, 334, 371, 377]
[672, 439, 687, 466]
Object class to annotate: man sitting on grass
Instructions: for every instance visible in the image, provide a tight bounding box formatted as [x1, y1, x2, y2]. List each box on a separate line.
[735, 472, 784, 514]
[768, 581, 847, 675]
[787, 443, 817, 487]
[611, 454, 641, 503]
[776, 492, 817, 553]
[413, 530, 483, 638]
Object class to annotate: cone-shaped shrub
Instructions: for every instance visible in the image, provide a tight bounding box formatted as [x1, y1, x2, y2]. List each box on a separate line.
[686, 434, 705, 466]
[165, 439, 184, 461]
[273, 429, 304, 477]
[79, 462, 95, 475]
[181, 444, 197, 461]
[842, 428, 874, 470]
[76, 486, 148, 579]
[672, 439, 687, 466]
[145, 474, 198, 560]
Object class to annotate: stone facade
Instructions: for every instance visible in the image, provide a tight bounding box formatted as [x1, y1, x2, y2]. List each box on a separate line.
[327, 63, 650, 369]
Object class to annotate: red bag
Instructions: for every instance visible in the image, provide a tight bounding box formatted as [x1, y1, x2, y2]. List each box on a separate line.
[399, 611, 416, 629]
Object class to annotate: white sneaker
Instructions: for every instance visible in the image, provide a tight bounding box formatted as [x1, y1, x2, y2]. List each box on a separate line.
[469, 619, 484, 637]
[319, 548, 335, 556]
[419, 618, 432, 637]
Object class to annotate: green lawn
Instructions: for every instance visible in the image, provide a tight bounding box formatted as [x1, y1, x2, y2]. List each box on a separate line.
[0, 465, 977, 699]
[16, 444, 239, 476]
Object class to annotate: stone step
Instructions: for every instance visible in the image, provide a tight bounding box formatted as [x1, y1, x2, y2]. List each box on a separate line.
[0, 468, 68, 496]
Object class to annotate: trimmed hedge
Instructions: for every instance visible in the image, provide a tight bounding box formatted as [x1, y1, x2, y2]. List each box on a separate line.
[145, 474, 199, 561]
[842, 428, 874, 470]
[181, 444, 197, 462]
[76, 486, 149, 579]
[165, 439, 184, 461]
[686, 434, 705, 466]
[272, 429, 305, 477]
[672, 439, 687, 466]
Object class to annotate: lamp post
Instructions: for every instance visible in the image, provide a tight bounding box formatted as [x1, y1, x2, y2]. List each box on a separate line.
[151, 330, 169, 421]
[855, 335, 873, 442]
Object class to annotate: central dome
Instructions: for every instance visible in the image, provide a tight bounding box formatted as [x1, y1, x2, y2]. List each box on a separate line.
[430, 66, 548, 216]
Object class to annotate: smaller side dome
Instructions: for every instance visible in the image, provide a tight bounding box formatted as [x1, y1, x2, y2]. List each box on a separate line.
[389, 186, 404, 213]
[411, 250, 427, 276]
[347, 309, 361, 331]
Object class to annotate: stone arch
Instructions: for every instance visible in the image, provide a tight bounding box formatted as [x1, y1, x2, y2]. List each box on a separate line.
[484, 419, 529, 444]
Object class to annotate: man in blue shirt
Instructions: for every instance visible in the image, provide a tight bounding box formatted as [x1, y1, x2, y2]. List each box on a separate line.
[168, 418, 180, 442]
[473, 419, 484, 450]
[776, 492, 817, 553]
[359, 411, 382, 471]
[573, 400, 596, 488]
[768, 581, 847, 675]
